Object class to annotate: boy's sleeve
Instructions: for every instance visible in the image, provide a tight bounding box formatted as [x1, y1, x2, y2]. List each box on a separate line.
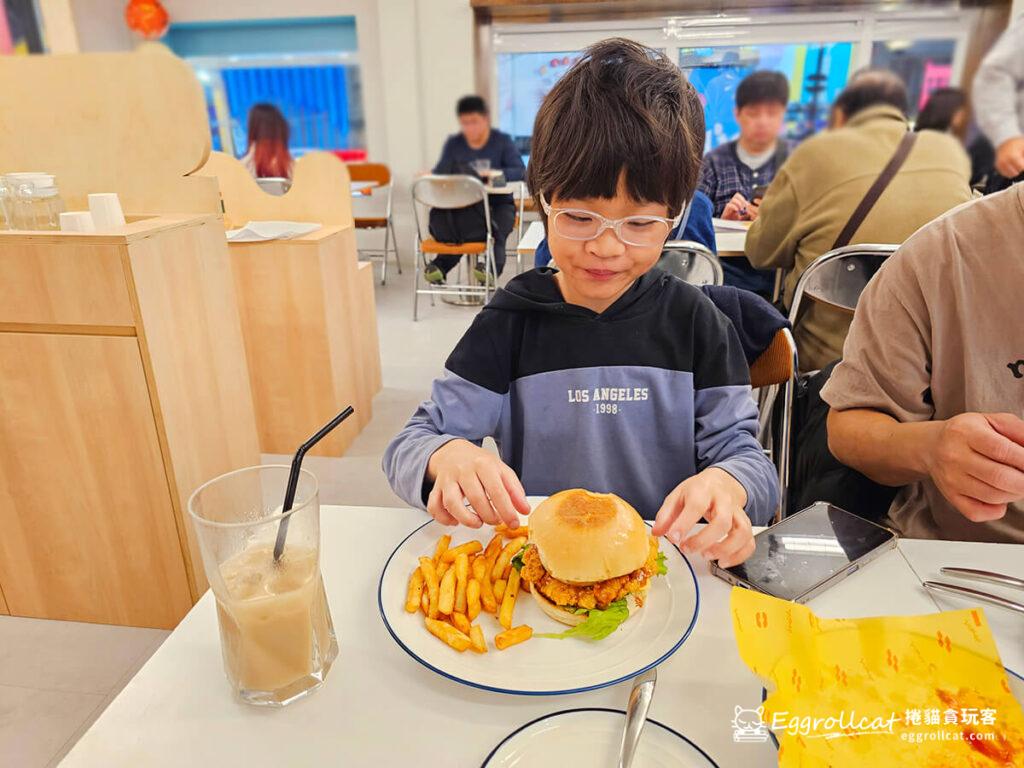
[382, 316, 511, 510]
[691, 300, 780, 525]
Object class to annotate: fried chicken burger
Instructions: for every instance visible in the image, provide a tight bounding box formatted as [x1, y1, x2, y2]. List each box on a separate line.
[520, 489, 663, 629]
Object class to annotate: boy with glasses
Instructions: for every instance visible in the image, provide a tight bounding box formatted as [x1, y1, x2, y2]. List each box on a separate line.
[384, 39, 778, 567]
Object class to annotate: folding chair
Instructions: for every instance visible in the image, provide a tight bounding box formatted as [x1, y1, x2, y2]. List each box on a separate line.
[510, 181, 528, 273]
[411, 174, 495, 320]
[774, 244, 897, 518]
[658, 240, 724, 286]
[749, 327, 798, 523]
[349, 162, 400, 285]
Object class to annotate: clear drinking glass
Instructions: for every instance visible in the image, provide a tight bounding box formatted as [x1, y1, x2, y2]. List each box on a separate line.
[188, 465, 338, 707]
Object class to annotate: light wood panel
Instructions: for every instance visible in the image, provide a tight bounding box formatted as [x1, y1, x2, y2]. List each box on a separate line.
[0, 582, 8, 615]
[230, 227, 364, 457]
[355, 260, 383, 418]
[198, 151, 354, 230]
[0, 237, 134, 326]
[0, 44, 219, 215]
[125, 216, 261, 594]
[0, 333, 193, 628]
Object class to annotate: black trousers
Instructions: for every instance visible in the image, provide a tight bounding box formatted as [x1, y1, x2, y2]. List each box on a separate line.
[428, 200, 515, 277]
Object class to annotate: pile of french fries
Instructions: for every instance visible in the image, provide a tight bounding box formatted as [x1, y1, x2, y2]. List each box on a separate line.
[404, 523, 533, 653]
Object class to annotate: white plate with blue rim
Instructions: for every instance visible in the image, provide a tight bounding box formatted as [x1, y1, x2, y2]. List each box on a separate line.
[481, 708, 719, 767]
[377, 512, 699, 696]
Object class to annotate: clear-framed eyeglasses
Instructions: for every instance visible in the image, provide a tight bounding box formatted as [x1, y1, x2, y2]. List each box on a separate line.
[539, 193, 684, 247]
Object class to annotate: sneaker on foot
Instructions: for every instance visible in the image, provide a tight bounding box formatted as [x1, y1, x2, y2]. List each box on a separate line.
[423, 264, 444, 285]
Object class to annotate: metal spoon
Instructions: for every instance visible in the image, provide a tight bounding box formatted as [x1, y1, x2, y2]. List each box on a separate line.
[617, 667, 658, 768]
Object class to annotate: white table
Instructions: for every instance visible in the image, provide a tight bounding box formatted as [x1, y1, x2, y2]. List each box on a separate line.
[714, 229, 747, 257]
[517, 220, 545, 259]
[61, 506, 1024, 766]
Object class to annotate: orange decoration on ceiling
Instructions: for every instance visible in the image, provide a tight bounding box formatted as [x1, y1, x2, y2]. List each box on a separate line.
[125, 0, 170, 40]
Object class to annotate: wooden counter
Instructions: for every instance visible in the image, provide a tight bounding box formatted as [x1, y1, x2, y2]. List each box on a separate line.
[0, 215, 260, 628]
[228, 225, 382, 456]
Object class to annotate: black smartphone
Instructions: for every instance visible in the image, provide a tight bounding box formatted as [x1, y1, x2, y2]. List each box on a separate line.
[710, 502, 898, 602]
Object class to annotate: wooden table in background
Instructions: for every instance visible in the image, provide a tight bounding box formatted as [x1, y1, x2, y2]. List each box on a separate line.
[228, 225, 382, 457]
[0, 215, 260, 628]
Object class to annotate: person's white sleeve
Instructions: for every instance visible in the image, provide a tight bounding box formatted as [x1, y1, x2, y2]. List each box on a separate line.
[972, 19, 1024, 149]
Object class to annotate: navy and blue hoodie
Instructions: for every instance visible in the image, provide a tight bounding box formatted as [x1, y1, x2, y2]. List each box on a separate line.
[383, 268, 779, 524]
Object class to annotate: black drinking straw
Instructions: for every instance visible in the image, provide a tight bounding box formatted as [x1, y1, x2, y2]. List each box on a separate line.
[273, 406, 355, 563]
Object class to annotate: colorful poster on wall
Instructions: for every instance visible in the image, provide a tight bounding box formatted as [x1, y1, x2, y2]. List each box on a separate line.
[0, 0, 43, 54]
[680, 42, 854, 151]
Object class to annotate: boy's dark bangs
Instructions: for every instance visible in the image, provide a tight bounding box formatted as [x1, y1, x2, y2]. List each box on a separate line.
[528, 38, 703, 217]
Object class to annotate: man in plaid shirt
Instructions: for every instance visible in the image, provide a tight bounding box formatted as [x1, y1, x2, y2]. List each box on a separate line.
[698, 71, 789, 297]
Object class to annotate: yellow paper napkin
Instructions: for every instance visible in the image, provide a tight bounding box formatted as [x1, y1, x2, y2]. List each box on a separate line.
[731, 587, 1024, 767]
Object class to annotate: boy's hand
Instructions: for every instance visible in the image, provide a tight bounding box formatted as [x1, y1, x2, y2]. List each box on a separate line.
[426, 439, 531, 529]
[651, 468, 754, 568]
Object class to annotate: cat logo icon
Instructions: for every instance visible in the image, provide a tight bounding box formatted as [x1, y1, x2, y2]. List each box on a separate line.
[732, 705, 770, 743]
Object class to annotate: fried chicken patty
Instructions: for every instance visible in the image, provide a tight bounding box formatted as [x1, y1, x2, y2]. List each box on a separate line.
[520, 538, 659, 611]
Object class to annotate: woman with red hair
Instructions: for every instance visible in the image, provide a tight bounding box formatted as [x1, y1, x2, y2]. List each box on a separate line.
[241, 103, 293, 180]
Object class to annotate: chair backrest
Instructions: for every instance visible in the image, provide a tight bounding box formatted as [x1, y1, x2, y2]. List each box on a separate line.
[255, 176, 291, 196]
[788, 244, 897, 324]
[749, 327, 797, 388]
[658, 240, 724, 286]
[411, 174, 490, 241]
[348, 162, 391, 186]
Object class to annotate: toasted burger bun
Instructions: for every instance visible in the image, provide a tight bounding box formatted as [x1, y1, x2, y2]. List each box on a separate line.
[529, 489, 649, 585]
[530, 583, 648, 627]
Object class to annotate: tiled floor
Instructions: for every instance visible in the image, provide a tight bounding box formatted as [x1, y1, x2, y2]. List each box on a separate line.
[1, 217, 506, 766]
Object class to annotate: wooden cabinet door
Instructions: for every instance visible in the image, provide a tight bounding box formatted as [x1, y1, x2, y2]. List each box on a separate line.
[0, 333, 193, 628]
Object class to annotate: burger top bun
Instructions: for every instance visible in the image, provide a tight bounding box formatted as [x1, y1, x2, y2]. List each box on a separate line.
[529, 489, 649, 585]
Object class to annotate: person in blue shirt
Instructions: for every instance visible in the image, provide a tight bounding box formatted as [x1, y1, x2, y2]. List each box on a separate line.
[425, 95, 526, 284]
[533, 188, 717, 268]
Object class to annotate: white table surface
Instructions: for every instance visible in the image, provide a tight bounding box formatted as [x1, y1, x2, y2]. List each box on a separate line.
[61, 506, 1024, 767]
[517, 220, 545, 257]
[714, 229, 747, 257]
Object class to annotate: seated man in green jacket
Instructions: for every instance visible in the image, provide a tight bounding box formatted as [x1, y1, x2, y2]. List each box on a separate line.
[745, 69, 973, 372]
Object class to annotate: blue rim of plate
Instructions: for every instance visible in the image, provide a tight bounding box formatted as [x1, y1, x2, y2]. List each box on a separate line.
[377, 519, 701, 696]
[761, 665, 1024, 750]
[480, 707, 721, 767]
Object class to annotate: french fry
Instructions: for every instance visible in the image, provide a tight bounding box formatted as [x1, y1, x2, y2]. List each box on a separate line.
[441, 540, 483, 563]
[480, 557, 498, 613]
[420, 590, 429, 615]
[502, 526, 529, 539]
[451, 612, 472, 635]
[438, 564, 456, 615]
[484, 533, 503, 561]
[405, 567, 425, 613]
[467, 578, 482, 621]
[469, 624, 487, 654]
[494, 578, 507, 602]
[454, 552, 469, 614]
[491, 537, 527, 581]
[424, 617, 471, 652]
[437, 560, 451, 580]
[471, 556, 486, 583]
[418, 556, 440, 619]
[433, 534, 452, 565]
[495, 624, 533, 650]
[499, 568, 520, 629]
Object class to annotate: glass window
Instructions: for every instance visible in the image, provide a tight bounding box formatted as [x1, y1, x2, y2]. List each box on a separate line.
[496, 51, 583, 162]
[679, 43, 854, 151]
[870, 39, 956, 117]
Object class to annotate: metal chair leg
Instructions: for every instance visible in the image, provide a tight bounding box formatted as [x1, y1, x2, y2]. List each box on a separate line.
[381, 223, 389, 286]
[390, 218, 402, 274]
[413, 238, 420, 321]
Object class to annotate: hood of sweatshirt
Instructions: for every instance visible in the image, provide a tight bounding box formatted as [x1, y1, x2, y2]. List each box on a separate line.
[485, 266, 669, 322]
